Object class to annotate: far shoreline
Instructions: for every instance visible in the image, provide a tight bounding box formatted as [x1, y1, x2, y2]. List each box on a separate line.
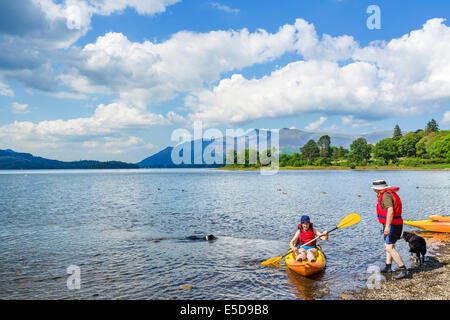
[218, 165, 450, 171]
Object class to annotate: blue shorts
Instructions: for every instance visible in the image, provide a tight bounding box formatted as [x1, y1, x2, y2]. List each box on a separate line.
[297, 245, 316, 251]
[383, 224, 403, 244]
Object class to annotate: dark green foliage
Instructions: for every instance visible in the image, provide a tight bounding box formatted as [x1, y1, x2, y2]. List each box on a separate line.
[397, 132, 422, 157]
[348, 138, 371, 165]
[373, 138, 399, 164]
[317, 135, 331, 158]
[425, 118, 439, 135]
[393, 124, 402, 141]
[300, 139, 320, 162]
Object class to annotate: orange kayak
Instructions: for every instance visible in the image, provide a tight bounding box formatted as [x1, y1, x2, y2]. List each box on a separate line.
[404, 220, 450, 233]
[429, 215, 450, 222]
[285, 247, 326, 277]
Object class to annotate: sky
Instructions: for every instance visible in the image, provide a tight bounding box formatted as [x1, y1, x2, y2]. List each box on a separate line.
[0, 0, 449, 162]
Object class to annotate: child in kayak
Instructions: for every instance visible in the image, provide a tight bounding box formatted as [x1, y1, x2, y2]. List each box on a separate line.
[290, 215, 328, 262]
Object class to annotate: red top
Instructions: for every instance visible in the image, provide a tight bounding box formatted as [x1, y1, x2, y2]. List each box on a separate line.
[297, 223, 317, 247]
[376, 187, 403, 225]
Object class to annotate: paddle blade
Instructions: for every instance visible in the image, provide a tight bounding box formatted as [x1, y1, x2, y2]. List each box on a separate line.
[337, 213, 361, 229]
[261, 256, 282, 266]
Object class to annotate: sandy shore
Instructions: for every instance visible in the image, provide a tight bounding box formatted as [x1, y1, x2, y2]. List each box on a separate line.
[350, 233, 450, 300]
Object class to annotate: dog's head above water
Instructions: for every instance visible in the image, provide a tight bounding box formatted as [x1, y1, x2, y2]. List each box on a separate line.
[205, 234, 217, 241]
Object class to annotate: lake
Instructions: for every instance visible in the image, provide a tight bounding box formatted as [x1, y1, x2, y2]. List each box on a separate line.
[0, 169, 449, 299]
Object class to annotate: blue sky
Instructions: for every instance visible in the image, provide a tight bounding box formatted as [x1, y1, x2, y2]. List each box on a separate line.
[0, 0, 449, 162]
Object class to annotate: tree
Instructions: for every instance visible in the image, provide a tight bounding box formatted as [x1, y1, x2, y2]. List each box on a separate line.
[280, 154, 290, 167]
[416, 132, 438, 158]
[393, 124, 402, 141]
[348, 138, 371, 165]
[427, 131, 450, 160]
[397, 132, 422, 157]
[373, 138, 399, 164]
[300, 139, 320, 163]
[317, 135, 331, 158]
[425, 119, 439, 135]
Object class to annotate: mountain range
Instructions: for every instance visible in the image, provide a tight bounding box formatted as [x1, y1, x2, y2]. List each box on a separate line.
[0, 128, 394, 169]
[0, 149, 139, 170]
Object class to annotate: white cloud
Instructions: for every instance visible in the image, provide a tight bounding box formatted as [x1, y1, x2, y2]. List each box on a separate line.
[0, 101, 169, 142]
[88, 0, 181, 16]
[209, 2, 239, 14]
[11, 102, 29, 114]
[341, 115, 375, 129]
[304, 117, 327, 131]
[0, 0, 181, 91]
[186, 18, 450, 126]
[60, 21, 307, 103]
[442, 111, 450, 124]
[293, 19, 358, 61]
[0, 82, 14, 97]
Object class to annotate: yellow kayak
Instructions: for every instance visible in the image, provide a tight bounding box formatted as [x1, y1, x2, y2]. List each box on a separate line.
[404, 220, 450, 233]
[285, 247, 326, 277]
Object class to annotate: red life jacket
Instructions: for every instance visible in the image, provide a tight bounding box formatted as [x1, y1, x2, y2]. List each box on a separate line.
[376, 187, 403, 225]
[296, 223, 316, 247]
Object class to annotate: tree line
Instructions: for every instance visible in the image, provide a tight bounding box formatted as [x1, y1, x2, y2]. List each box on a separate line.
[224, 119, 450, 168]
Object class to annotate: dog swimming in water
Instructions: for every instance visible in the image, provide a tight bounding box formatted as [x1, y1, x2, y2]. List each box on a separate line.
[186, 234, 217, 241]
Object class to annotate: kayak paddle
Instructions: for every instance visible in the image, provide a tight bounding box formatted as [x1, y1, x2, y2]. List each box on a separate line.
[260, 249, 293, 266]
[261, 213, 361, 266]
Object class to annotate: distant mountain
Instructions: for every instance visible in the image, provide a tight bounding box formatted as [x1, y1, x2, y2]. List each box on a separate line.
[1, 128, 395, 169]
[137, 128, 393, 167]
[0, 149, 139, 170]
[137, 140, 223, 168]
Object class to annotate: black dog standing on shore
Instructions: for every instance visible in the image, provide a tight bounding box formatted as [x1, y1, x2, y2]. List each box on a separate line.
[402, 231, 427, 265]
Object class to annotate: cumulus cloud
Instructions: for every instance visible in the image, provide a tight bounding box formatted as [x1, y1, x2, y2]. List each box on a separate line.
[0, 0, 181, 92]
[88, 0, 181, 16]
[304, 117, 327, 131]
[186, 18, 450, 126]
[0, 101, 169, 143]
[0, 82, 14, 97]
[209, 2, 240, 14]
[11, 102, 30, 114]
[60, 22, 304, 104]
[341, 115, 375, 129]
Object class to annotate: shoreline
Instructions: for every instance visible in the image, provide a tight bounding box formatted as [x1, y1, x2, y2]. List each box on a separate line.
[218, 166, 450, 171]
[349, 234, 450, 300]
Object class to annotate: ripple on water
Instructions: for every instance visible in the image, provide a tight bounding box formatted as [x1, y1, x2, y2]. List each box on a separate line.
[0, 169, 449, 299]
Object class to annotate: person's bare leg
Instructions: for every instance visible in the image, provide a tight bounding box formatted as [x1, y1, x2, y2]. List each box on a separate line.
[296, 248, 307, 261]
[307, 248, 317, 262]
[386, 244, 405, 267]
[385, 244, 393, 265]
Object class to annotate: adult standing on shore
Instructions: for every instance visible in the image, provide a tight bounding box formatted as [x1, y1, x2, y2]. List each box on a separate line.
[371, 180, 409, 280]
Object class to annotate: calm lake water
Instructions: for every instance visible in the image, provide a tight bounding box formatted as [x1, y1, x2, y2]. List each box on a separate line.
[0, 169, 449, 300]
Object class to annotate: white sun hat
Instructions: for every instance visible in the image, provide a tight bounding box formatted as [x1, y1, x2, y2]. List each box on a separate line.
[371, 180, 391, 190]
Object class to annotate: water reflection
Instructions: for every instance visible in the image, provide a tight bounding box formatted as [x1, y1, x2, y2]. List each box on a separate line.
[285, 268, 328, 300]
[414, 231, 450, 247]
